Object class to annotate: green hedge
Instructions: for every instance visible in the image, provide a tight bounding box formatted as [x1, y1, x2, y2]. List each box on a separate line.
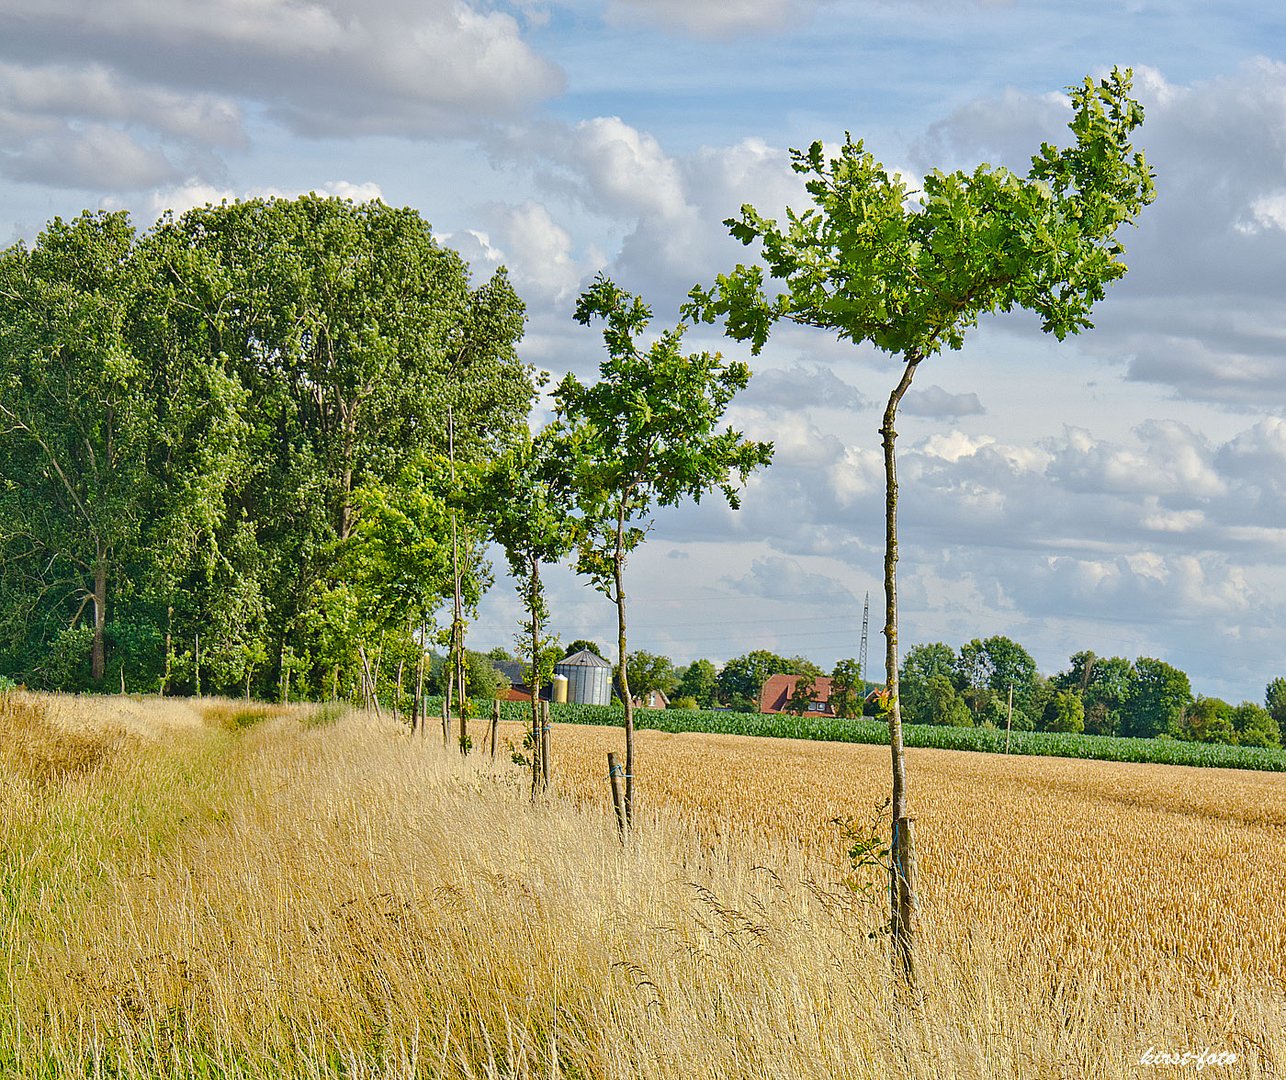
[434, 697, 1286, 772]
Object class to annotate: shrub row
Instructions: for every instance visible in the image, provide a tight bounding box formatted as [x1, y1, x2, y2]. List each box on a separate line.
[436, 698, 1286, 772]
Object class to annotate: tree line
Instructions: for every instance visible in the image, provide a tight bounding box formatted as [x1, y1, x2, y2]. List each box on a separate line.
[517, 639, 1280, 750]
[0, 203, 771, 828]
[0, 198, 532, 700]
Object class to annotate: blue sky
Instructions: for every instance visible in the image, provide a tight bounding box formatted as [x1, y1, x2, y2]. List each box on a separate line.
[3, 0, 1286, 702]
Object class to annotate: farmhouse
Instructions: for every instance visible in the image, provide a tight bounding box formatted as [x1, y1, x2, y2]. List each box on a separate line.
[758, 673, 883, 715]
[492, 660, 542, 702]
[759, 674, 835, 715]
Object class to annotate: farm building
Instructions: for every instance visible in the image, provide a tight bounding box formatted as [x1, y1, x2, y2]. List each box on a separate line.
[554, 648, 613, 706]
[632, 688, 669, 710]
[758, 674, 883, 716]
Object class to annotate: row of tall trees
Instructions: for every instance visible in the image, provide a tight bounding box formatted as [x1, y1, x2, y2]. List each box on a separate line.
[0, 206, 774, 829]
[0, 198, 532, 699]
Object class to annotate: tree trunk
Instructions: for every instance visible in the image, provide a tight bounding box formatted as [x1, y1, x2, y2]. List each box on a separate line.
[881, 352, 922, 985]
[91, 557, 107, 684]
[613, 505, 634, 827]
[163, 605, 173, 697]
[415, 619, 428, 735]
[529, 558, 543, 799]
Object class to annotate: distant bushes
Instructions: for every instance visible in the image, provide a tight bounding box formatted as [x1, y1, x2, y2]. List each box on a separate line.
[525, 700, 1286, 773]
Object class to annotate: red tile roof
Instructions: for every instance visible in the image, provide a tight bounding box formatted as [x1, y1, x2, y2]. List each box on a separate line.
[758, 673, 836, 715]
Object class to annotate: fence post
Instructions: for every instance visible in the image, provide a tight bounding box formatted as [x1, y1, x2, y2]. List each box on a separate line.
[540, 699, 551, 789]
[607, 752, 626, 839]
[490, 699, 500, 760]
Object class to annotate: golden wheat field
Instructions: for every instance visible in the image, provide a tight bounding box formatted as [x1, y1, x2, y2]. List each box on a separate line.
[2, 692, 1283, 1079]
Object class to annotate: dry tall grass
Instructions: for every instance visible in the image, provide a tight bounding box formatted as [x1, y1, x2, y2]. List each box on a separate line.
[2, 695, 1281, 1078]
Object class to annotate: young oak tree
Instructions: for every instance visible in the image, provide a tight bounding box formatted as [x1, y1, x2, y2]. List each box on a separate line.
[555, 276, 773, 828]
[686, 69, 1155, 980]
[482, 425, 575, 793]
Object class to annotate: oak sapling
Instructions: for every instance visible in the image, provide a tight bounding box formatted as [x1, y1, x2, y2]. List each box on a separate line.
[686, 68, 1155, 981]
[556, 275, 773, 827]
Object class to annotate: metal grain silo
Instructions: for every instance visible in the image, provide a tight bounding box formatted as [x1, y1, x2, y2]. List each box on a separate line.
[554, 648, 612, 706]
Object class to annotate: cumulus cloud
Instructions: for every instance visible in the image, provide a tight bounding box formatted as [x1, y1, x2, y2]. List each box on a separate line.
[4, 125, 181, 190]
[116, 178, 387, 222]
[737, 363, 868, 412]
[606, 0, 822, 38]
[902, 384, 986, 418]
[1045, 421, 1224, 498]
[491, 119, 807, 300]
[0, 0, 562, 169]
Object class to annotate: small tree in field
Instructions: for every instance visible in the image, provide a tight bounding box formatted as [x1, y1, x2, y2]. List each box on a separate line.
[555, 275, 773, 828]
[482, 426, 574, 793]
[687, 69, 1155, 981]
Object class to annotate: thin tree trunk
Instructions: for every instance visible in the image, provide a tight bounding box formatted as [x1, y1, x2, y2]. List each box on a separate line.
[448, 406, 468, 754]
[529, 559, 543, 799]
[91, 557, 107, 684]
[359, 643, 383, 720]
[162, 605, 173, 697]
[613, 504, 634, 827]
[415, 619, 428, 735]
[881, 351, 922, 985]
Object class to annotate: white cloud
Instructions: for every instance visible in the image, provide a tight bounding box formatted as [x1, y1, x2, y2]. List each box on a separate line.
[919, 431, 994, 463]
[903, 384, 986, 418]
[736, 363, 868, 412]
[1245, 191, 1286, 232]
[1046, 421, 1225, 498]
[568, 116, 691, 221]
[0, 0, 562, 139]
[0, 61, 244, 146]
[126, 178, 387, 221]
[606, 0, 820, 38]
[5, 125, 180, 190]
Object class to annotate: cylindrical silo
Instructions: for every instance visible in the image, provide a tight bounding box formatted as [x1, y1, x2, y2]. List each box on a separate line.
[554, 648, 612, 706]
[552, 674, 569, 704]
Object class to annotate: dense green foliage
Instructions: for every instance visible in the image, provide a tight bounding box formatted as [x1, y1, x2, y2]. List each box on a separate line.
[0, 198, 533, 698]
[896, 640, 1279, 749]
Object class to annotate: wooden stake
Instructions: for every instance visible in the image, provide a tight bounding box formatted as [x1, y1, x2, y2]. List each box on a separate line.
[441, 695, 449, 746]
[358, 644, 383, 720]
[540, 699, 551, 789]
[607, 752, 626, 838]
[490, 699, 500, 759]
